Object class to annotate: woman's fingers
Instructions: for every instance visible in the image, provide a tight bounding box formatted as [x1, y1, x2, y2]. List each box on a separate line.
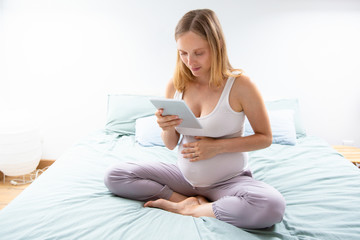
[181, 145, 200, 161]
[155, 110, 182, 130]
[159, 119, 182, 130]
[183, 153, 199, 158]
[182, 152, 198, 160]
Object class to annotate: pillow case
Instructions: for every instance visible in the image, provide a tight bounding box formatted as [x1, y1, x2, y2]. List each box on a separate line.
[135, 115, 164, 147]
[105, 94, 157, 135]
[265, 99, 306, 138]
[244, 110, 297, 145]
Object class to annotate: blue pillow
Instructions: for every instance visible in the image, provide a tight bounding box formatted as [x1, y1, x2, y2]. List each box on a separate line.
[105, 94, 157, 135]
[265, 99, 306, 138]
[244, 110, 297, 145]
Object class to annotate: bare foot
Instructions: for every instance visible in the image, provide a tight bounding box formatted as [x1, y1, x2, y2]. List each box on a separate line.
[144, 197, 200, 216]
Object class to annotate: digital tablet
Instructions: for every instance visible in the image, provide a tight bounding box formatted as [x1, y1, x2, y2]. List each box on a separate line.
[149, 98, 202, 129]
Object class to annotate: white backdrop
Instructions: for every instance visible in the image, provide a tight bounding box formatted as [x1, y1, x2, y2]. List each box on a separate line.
[1, 0, 359, 160]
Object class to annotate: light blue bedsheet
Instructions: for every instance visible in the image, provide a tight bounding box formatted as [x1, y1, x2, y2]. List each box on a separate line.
[0, 130, 359, 239]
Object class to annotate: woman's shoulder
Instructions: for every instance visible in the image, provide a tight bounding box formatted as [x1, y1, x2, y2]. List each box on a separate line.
[232, 72, 253, 90]
[232, 72, 263, 102]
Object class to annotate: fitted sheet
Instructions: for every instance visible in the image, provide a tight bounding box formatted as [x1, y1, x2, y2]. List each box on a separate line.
[0, 130, 359, 239]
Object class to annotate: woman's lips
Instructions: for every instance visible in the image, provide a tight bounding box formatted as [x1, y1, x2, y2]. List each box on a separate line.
[191, 67, 201, 72]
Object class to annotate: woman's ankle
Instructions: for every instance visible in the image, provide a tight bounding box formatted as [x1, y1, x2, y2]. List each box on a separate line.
[169, 192, 188, 202]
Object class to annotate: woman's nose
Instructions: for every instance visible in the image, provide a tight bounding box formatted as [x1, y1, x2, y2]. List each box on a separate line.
[187, 55, 194, 66]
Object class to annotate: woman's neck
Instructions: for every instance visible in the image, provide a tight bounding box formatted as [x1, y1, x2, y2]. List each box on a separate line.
[194, 72, 211, 86]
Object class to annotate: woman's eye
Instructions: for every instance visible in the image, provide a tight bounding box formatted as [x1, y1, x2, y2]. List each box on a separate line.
[195, 52, 204, 56]
[179, 52, 187, 56]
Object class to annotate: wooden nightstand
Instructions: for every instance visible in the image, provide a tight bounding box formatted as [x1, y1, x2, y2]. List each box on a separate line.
[333, 145, 360, 168]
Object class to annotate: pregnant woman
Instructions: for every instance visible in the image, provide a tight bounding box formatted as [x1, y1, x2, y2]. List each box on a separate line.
[104, 8, 285, 229]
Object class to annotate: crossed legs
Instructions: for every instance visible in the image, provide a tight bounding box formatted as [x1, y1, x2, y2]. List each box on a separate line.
[104, 161, 285, 229]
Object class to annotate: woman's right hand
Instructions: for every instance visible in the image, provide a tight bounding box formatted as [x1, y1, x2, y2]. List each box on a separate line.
[155, 109, 183, 132]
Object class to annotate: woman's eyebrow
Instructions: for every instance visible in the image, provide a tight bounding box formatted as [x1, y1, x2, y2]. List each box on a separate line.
[177, 48, 205, 52]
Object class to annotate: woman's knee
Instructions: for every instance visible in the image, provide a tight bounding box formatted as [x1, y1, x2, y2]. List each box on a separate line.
[262, 191, 286, 226]
[104, 162, 174, 201]
[249, 188, 286, 228]
[213, 190, 285, 229]
[104, 163, 135, 195]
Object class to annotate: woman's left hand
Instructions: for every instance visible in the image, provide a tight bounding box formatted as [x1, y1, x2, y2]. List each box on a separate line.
[181, 136, 219, 162]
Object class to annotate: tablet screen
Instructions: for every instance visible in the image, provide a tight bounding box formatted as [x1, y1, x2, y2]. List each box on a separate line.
[149, 98, 202, 129]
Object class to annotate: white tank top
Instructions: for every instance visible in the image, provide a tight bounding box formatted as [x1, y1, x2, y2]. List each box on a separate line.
[174, 76, 248, 187]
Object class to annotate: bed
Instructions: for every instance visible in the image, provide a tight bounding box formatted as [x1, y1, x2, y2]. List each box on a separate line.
[0, 94, 359, 240]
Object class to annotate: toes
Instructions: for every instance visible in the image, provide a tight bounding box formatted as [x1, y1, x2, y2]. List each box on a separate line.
[144, 199, 162, 207]
[144, 199, 174, 210]
[144, 201, 153, 207]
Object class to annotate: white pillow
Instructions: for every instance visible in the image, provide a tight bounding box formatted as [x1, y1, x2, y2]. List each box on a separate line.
[244, 110, 297, 145]
[265, 98, 306, 138]
[135, 115, 164, 147]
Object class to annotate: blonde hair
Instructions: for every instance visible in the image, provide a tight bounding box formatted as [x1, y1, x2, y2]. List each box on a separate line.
[173, 9, 242, 92]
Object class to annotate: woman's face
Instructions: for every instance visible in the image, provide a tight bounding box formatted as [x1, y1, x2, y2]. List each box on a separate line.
[176, 31, 211, 78]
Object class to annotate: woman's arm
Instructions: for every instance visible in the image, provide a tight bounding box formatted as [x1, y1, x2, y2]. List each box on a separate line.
[218, 74, 272, 153]
[156, 79, 182, 150]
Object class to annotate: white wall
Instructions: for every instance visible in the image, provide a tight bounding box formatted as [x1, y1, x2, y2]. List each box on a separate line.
[1, 0, 359, 160]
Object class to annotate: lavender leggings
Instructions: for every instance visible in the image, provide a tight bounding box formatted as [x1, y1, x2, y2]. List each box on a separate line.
[104, 161, 285, 229]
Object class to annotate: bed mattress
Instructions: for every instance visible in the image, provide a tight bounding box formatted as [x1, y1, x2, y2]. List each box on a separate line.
[0, 130, 359, 239]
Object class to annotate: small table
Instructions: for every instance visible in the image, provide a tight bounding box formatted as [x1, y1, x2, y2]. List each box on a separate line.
[333, 145, 360, 168]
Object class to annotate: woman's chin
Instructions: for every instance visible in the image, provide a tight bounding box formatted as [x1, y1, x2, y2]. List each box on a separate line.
[191, 70, 202, 77]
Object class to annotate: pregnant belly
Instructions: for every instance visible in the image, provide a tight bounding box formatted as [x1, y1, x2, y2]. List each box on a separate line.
[177, 136, 248, 187]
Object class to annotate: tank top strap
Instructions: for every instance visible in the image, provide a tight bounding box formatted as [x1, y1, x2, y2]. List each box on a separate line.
[217, 76, 236, 107]
[173, 90, 183, 100]
[223, 76, 236, 98]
